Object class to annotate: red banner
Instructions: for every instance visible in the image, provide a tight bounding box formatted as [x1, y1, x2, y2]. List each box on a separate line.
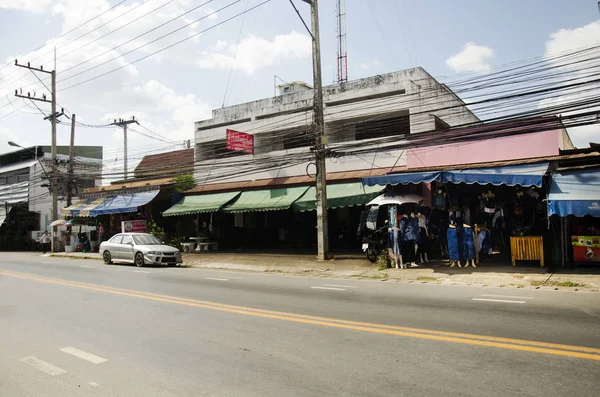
[226, 129, 254, 154]
[121, 220, 147, 233]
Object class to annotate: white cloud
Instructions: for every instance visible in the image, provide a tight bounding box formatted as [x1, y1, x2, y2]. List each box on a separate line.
[545, 21, 600, 57]
[446, 42, 494, 73]
[539, 21, 600, 148]
[196, 31, 312, 74]
[0, 0, 52, 13]
[359, 60, 379, 70]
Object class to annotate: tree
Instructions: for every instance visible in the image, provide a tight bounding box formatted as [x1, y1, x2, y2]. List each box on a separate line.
[173, 173, 195, 193]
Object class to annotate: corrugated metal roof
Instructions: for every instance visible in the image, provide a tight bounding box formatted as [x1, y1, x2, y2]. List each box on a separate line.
[189, 168, 394, 195]
[399, 152, 600, 173]
[134, 149, 194, 178]
[0, 181, 29, 204]
[84, 177, 174, 194]
[0, 160, 36, 174]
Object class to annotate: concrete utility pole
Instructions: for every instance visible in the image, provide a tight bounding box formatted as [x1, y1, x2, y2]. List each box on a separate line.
[66, 114, 76, 208]
[15, 57, 61, 252]
[298, 0, 329, 260]
[111, 117, 138, 180]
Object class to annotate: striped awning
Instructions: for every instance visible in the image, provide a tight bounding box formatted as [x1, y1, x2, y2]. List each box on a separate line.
[62, 190, 159, 217]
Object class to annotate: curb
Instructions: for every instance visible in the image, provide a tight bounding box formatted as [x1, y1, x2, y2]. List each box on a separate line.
[49, 254, 102, 261]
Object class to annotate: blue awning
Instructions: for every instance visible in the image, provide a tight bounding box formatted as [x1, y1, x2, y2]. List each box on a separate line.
[62, 190, 160, 217]
[548, 168, 600, 217]
[362, 171, 442, 187]
[442, 162, 549, 187]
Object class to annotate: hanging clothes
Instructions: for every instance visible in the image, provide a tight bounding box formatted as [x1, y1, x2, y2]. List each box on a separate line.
[463, 207, 471, 226]
[366, 206, 379, 230]
[388, 206, 398, 229]
[402, 240, 416, 263]
[388, 206, 401, 257]
[478, 229, 493, 256]
[406, 216, 420, 242]
[417, 226, 430, 255]
[447, 227, 460, 261]
[434, 192, 449, 210]
[460, 226, 476, 260]
[449, 208, 463, 226]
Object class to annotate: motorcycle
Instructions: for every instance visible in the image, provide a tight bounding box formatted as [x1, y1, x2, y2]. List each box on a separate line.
[361, 223, 388, 263]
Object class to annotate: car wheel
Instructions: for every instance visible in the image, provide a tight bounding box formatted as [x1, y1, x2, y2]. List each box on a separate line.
[135, 252, 145, 267]
[103, 250, 113, 264]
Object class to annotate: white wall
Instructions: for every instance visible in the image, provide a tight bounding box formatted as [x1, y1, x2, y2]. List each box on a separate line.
[194, 68, 478, 185]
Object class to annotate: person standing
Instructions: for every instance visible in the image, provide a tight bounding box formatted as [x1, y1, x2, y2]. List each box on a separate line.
[39, 231, 51, 254]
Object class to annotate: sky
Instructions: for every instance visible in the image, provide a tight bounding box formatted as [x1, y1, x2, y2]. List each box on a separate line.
[0, 0, 598, 177]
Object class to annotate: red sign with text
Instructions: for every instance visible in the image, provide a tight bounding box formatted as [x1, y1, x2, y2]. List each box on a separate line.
[226, 129, 254, 154]
[121, 220, 147, 233]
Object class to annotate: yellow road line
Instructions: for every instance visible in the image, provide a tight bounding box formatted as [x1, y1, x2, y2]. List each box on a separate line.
[2, 269, 600, 361]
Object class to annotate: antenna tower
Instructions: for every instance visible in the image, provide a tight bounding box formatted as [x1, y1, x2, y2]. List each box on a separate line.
[335, 0, 348, 84]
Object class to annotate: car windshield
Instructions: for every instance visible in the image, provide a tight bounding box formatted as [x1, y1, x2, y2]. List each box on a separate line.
[133, 235, 163, 245]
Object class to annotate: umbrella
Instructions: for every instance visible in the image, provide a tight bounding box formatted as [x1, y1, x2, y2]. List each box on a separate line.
[65, 218, 87, 226]
[49, 219, 67, 227]
[367, 193, 423, 207]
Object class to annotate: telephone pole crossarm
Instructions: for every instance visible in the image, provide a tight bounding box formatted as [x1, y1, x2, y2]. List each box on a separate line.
[110, 117, 139, 180]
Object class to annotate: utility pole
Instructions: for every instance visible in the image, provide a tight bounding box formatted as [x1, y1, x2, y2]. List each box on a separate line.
[294, 0, 329, 260]
[15, 58, 60, 252]
[66, 114, 76, 207]
[111, 117, 138, 180]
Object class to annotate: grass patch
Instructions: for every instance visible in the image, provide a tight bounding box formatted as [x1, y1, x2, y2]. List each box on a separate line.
[416, 276, 438, 282]
[530, 280, 589, 288]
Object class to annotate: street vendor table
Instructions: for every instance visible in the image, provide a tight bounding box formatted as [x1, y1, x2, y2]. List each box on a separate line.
[510, 236, 544, 267]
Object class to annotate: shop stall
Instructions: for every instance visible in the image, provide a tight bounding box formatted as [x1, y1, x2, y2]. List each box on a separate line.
[362, 162, 551, 266]
[547, 167, 600, 267]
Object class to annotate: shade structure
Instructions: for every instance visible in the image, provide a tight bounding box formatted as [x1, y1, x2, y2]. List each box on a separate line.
[0, 181, 30, 226]
[222, 186, 310, 213]
[49, 219, 67, 227]
[293, 183, 383, 212]
[163, 191, 241, 216]
[548, 168, 600, 217]
[366, 193, 424, 207]
[441, 162, 550, 187]
[62, 190, 159, 217]
[362, 171, 442, 187]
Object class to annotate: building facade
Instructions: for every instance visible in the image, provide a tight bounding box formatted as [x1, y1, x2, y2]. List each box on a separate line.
[0, 145, 102, 242]
[193, 68, 480, 186]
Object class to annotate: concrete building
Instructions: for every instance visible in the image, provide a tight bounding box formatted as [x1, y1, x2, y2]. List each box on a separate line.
[0, 145, 102, 242]
[193, 68, 480, 187]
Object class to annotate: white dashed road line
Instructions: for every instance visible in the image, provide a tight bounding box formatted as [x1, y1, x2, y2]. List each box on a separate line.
[59, 347, 108, 364]
[311, 286, 346, 291]
[323, 284, 359, 289]
[81, 265, 94, 268]
[205, 277, 229, 281]
[20, 356, 67, 376]
[133, 270, 150, 274]
[480, 294, 535, 300]
[472, 298, 526, 304]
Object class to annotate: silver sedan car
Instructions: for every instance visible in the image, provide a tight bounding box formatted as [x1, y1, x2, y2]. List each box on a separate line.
[100, 232, 183, 267]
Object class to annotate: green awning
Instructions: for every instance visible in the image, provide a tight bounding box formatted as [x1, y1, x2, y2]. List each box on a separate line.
[222, 186, 310, 213]
[293, 182, 383, 212]
[162, 191, 241, 216]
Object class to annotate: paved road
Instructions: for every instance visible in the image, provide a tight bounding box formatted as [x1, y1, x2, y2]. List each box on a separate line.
[1, 252, 599, 396]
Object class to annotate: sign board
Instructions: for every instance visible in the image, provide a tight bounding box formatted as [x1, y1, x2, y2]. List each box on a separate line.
[121, 220, 147, 233]
[226, 129, 254, 154]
